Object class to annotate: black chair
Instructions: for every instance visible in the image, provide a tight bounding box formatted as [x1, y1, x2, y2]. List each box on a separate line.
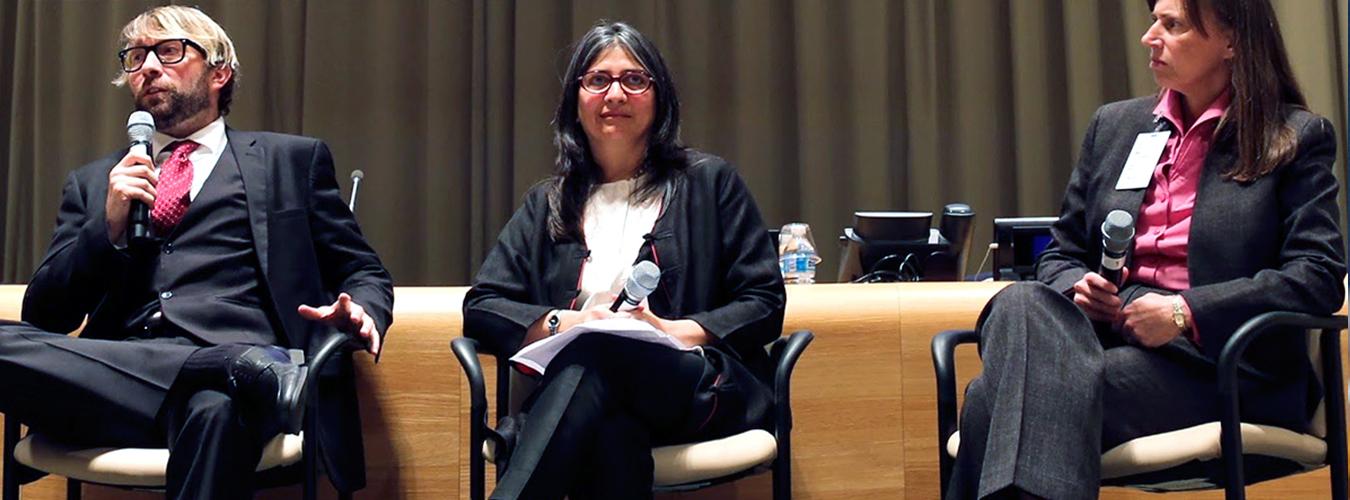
[932, 311, 1349, 499]
[451, 329, 814, 500]
[2, 332, 360, 500]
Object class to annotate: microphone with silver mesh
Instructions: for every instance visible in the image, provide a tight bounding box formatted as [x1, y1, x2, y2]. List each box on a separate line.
[1100, 210, 1135, 286]
[126, 111, 156, 244]
[611, 260, 661, 312]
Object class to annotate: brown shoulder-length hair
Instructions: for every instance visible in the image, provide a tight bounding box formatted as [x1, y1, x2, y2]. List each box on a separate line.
[1147, 0, 1306, 181]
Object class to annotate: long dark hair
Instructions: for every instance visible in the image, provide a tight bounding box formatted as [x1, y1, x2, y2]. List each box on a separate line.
[546, 21, 686, 241]
[1148, 0, 1306, 181]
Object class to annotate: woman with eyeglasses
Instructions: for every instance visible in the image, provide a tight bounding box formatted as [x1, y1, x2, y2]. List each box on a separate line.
[463, 21, 785, 499]
[947, 0, 1343, 498]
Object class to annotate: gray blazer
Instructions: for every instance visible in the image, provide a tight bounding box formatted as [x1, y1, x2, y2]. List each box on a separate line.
[1036, 96, 1345, 377]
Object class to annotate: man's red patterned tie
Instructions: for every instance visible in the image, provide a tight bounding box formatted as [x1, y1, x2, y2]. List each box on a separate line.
[150, 140, 199, 235]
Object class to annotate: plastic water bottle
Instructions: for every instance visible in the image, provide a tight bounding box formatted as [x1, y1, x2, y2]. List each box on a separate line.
[779, 223, 820, 284]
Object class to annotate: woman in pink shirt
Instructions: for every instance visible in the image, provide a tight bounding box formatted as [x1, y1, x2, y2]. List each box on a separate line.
[947, 0, 1344, 498]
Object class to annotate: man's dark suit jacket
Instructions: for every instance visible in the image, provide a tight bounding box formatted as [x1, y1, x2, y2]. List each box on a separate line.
[20, 129, 394, 492]
[1037, 95, 1345, 380]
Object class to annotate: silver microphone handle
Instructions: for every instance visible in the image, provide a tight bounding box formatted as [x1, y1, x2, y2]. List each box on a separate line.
[348, 177, 362, 212]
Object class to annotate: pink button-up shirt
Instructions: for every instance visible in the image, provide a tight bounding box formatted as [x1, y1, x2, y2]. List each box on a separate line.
[1130, 88, 1230, 291]
[1128, 88, 1229, 344]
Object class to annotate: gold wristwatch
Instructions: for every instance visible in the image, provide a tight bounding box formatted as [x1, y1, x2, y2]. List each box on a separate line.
[1171, 295, 1188, 331]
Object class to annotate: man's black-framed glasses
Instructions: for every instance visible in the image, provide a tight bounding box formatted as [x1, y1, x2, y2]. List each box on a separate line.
[578, 70, 654, 95]
[118, 39, 206, 73]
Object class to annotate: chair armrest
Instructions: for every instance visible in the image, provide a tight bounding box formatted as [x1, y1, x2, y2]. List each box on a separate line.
[932, 329, 980, 436]
[770, 330, 814, 437]
[304, 332, 364, 383]
[451, 337, 488, 417]
[294, 331, 365, 498]
[1217, 312, 1346, 415]
[1215, 312, 1347, 498]
[1217, 312, 1346, 384]
[450, 336, 491, 500]
[931, 328, 980, 499]
[300, 331, 365, 428]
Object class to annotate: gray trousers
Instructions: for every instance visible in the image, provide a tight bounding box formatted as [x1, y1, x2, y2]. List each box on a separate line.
[948, 282, 1309, 500]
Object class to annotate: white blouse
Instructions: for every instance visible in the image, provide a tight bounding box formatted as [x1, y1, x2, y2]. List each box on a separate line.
[578, 178, 662, 309]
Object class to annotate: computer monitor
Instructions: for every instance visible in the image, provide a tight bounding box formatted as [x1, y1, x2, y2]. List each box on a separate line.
[992, 216, 1057, 281]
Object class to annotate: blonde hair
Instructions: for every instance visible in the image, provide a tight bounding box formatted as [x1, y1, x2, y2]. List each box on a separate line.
[112, 6, 240, 115]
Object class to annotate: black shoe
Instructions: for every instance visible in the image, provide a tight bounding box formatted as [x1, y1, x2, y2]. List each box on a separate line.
[488, 413, 524, 471]
[228, 346, 308, 436]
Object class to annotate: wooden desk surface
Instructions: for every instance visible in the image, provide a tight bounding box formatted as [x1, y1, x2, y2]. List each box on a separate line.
[0, 283, 1344, 499]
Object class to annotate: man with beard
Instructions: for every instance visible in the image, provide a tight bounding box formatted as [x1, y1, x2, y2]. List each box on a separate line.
[0, 6, 392, 499]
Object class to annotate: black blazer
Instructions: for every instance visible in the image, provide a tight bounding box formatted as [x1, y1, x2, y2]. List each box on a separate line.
[21, 129, 394, 492]
[1037, 96, 1345, 377]
[463, 152, 786, 379]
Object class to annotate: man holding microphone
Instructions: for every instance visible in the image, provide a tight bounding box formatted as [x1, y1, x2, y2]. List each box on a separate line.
[0, 6, 391, 498]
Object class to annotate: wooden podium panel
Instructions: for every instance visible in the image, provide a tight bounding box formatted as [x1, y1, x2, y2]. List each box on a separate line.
[1, 283, 1345, 499]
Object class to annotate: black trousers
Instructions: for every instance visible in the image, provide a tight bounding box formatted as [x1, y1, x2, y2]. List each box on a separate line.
[490, 334, 772, 500]
[948, 282, 1310, 500]
[0, 321, 269, 500]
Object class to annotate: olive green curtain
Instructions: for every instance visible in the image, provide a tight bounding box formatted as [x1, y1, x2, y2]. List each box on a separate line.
[3, 0, 1345, 285]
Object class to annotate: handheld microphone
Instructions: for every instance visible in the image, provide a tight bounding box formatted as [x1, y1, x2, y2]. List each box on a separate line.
[1100, 210, 1135, 286]
[126, 111, 156, 245]
[611, 260, 661, 312]
[349, 169, 365, 212]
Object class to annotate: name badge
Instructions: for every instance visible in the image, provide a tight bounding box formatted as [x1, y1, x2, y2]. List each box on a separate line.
[1115, 131, 1170, 190]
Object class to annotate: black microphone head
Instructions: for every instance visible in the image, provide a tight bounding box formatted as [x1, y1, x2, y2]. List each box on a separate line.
[625, 261, 661, 303]
[940, 202, 975, 244]
[351, 169, 365, 181]
[1101, 210, 1135, 253]
[126, 111, 155, 143]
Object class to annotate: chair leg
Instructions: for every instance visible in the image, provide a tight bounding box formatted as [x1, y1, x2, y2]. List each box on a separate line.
[772, 456, 790, 500]
[1335, 451, 1349, 500]
[302, 390, 320, 500]
[1320, 328, 1349, 500]
[64, 480, 79, 500]
[303, 440, 318, 500]
[1219, 418, 1247, 500]
[772, 425, 791, 500]
[4, 418, 19, 500]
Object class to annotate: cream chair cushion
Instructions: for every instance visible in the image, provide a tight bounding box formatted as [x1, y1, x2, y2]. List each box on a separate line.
[1099, 422, 1324, 479]
[946, 421, 1325, 480]
[13, 432, 303, 487]
[484, 428, 777, 487]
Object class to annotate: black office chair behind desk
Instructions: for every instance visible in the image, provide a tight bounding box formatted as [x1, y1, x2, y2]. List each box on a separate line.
[452, 330, 814, 500]
[932, 311, 1349, 499]
[1, 332, 361, 500]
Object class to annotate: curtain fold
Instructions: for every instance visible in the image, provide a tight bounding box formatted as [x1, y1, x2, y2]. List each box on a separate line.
[2, 0, 1344, 285]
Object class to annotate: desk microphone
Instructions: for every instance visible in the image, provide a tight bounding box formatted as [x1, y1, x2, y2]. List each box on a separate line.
[1100, 210, 1135, 286]
[611, 261, 660, 312]
[126, 111, 156, 245]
